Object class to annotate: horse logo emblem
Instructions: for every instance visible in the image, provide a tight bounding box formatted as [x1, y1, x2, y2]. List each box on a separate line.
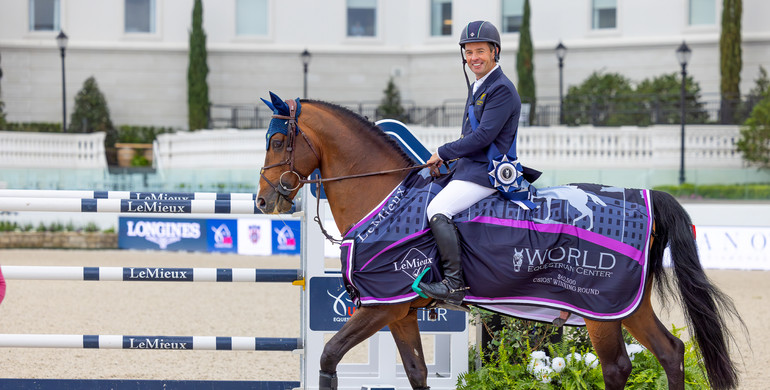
[512, 248, 524, 272]
[535, 185, 608, 230]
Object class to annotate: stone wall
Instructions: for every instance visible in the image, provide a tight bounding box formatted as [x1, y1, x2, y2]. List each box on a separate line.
[0, 232, 118, 249]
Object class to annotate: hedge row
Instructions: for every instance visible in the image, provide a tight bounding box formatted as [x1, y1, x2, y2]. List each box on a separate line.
[653, 183, 770, 199]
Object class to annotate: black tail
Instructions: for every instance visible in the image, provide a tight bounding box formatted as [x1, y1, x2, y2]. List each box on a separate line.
[649, 190, 744, 390]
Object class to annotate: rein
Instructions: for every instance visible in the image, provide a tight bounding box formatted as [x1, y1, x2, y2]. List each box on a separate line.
[260, 100, 433, 244]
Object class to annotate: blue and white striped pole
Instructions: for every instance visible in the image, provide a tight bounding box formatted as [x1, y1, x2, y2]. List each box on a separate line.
[1, 266, 302, 283]
[0, 198, 260, 214]
[0, 334, 302, 351]
[0, 189, 257, 200]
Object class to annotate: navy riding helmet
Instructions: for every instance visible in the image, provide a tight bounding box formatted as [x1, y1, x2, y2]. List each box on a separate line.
[459, 20, 501, 62]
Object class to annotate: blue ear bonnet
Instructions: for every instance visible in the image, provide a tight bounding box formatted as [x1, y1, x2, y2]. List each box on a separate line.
[260, 91, 301, 150]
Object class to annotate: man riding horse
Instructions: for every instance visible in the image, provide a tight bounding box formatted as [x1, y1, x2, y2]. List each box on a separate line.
[419, 20, 540, 306]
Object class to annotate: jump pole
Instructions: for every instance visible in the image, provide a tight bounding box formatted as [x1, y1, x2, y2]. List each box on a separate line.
[0, 334, 301, 351]
[2, 266, 303, 284]
[0, 197, 259, 214]
[0, 189, 257, 200]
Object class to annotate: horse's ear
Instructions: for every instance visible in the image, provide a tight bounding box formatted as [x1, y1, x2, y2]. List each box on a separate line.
[269, 91, 290, 115]
[260, 97, 276, 112]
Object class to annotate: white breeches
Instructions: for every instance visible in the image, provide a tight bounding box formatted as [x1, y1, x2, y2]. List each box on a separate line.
[426, 180, 496, 219]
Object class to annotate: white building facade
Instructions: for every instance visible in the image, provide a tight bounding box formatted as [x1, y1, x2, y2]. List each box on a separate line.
[0, 0, 768, 129]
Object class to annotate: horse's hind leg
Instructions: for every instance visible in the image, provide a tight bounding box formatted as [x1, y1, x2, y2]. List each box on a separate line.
[622, 286, 685, 390]
[320, 304, 409, 390]
[389, 309, 429, 389]
[584, 319, 632, 390]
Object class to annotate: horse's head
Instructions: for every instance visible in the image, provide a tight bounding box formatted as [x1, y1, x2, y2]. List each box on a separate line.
[256, 92, 320, 214]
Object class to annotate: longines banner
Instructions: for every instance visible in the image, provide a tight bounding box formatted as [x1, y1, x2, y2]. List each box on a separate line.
[118, 217, 301, 256]
[119, 217, 208, 252]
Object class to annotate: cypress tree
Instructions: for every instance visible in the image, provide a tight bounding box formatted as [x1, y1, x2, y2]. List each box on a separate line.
[187, 0, 210, 130]
[68, 76, 113, 134]
[377, 77, 407, 123]
[719, 0, 742, 124]
[516, 0, 536, 125]
[0, 52, 6, 128]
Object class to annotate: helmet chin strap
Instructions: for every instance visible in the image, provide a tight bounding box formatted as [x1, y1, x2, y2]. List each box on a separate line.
[460, 47, 473, 100]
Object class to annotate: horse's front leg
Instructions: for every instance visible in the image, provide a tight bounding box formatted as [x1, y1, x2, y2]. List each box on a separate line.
[320, 304, 410, 390]
[389, 309, 429, 389]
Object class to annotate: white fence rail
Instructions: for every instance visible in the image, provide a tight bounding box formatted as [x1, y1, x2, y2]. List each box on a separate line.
[410, 124, 744, 169]
[0, 131, 107, 169]
[0, 125, 743, 171]
[154, 129, 266, 169]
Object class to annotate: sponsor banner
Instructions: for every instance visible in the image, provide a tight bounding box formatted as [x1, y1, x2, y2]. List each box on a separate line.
[272, 220, 301, 255]
[237, 219, 273, 256]
[123, 336, 192, 350]
[207, 219, 237, 253]
[308, 276, 466, 332]
[119, 217, 207, 252]
[696, 226, 770, 270]
[123, 267, 194, 281]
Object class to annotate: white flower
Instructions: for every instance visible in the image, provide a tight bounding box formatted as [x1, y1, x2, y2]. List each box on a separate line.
[626, 343, 645, 355]
[551, 357, 566, 373]
[534, 366, 554, 383]
[584, 352, 599, 368]
[565, 352, 582, 365]
[531, 350, 547, 361]
[528, 359, 547, 374]
[625, 343, 645, 362]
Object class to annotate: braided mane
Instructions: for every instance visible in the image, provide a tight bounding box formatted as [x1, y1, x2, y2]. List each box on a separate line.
[301, 100, 416, 166]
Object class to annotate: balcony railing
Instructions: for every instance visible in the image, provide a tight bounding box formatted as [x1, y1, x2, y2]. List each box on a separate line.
[209, 93, 763, 129]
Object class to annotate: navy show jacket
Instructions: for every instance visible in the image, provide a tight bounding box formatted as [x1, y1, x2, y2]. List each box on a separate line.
[437, 66, 521, 189]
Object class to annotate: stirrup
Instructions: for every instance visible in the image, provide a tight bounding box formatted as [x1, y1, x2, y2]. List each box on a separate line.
[429, 299, 471, 313]
[412, 268, 431, 299]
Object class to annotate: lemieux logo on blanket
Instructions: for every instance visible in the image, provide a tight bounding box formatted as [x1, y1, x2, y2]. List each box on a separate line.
[393, 248, 434, 280]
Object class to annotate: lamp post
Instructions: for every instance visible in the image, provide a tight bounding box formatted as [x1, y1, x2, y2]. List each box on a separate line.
[56, 31, 69, 133]
[555, 42, 567, 125]
[675, 41, 691, 185]
[301, 49, 311, 99]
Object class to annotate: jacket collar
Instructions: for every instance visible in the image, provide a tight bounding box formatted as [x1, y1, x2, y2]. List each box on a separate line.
[471, 65, 502, 101]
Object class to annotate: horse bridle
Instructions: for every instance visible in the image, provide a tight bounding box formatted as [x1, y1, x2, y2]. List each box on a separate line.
[259, 99, 321, 205]
[259, 99, 433, 242]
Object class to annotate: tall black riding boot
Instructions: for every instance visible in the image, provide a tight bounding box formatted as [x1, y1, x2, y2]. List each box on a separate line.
[418, 214, 466, 305]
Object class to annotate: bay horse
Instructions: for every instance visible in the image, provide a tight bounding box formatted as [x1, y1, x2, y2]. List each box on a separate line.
[256, 97, 744, 390]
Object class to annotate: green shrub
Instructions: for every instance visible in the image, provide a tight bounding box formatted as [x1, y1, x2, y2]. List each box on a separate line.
[116, 125, 174, 144]
[736, 93, 770, 169]
[0, 100, 7, 129]
[84, 222, 100, 233]
[131, 153, 150, 167]
[459, 313, 709, 389]
[68, 76, 114, 135]
[635, 73, 710, 125]
[564, 71, 707, 127]
[4, 122, 63, 132]
[563, 72, 635, 126]
[377, 77, 408, 123]
[654, 183, 770, 199]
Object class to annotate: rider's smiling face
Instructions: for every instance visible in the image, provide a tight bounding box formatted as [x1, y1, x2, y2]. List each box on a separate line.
[464, 42, 497, 80]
